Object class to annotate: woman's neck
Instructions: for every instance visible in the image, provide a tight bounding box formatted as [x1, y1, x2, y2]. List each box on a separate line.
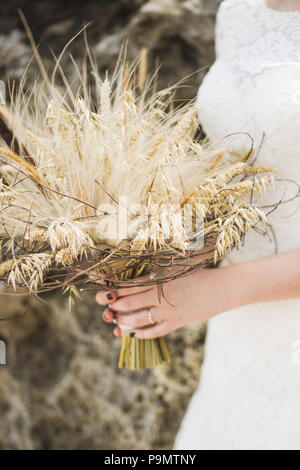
[266, 0, 300, 11]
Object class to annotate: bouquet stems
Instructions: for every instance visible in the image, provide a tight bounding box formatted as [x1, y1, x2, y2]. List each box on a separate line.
[118, 334, 172, 370]
[100, 259, 172, 370]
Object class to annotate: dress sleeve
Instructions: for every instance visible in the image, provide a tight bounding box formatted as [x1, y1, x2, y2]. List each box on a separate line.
[215, 0, 243, 59]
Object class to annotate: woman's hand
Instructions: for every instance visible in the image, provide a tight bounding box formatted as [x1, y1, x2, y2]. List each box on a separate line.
[95, 248, 300, 339]
[95, 262, 251, 339]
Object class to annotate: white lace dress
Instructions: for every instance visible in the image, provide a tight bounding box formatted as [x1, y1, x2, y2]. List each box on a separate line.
[174, 0, 300, 450]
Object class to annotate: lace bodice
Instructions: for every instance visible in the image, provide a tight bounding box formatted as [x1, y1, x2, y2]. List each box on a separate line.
[174, 1, 300, 450]
[217, 0, 300, 77]
[196, 0, 300, 262]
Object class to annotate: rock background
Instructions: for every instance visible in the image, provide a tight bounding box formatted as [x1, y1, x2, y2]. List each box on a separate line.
[0, 0, 222, 450]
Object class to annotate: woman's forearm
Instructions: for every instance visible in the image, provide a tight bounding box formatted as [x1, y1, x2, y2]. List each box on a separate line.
[233, 248, 300, 307]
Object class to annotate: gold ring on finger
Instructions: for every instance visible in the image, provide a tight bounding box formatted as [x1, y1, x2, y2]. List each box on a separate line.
[147, 309, 155, 325]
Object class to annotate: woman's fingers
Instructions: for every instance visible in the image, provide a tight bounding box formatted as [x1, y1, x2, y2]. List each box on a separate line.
[109, 289, 158, 312]
[95, 275, 154, 305]
[132, 321, 168, 339]
[115, 308, 162, 328]
[103, 308, 168, 339]
[113, 326, 121, 337]
[96, 290, 118, 305]
[111, 284, 153, 298]
[96, 285, 153, 305]
[103, 308, 115, 323]
[112, 274, 153, 289]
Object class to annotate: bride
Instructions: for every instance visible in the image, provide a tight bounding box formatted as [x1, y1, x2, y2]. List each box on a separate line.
[95, 0, 300, 450]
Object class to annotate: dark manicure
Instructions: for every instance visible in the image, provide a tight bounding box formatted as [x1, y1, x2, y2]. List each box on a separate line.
[107, 293, 113, 300]
[130, 332, 136, 338]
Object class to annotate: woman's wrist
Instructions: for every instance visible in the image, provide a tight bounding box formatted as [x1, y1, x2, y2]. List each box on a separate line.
[218, 262, 256, 311]
[203, 259, 271, 319]
[191, 262, 256, 321]
[228, 260, 262, 307]
[218, 248, 300, 313]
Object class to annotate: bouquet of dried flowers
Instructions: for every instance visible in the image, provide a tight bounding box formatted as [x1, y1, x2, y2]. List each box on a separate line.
[0, 40, 276, 369]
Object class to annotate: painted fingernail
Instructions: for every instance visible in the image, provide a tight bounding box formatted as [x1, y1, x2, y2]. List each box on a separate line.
[130, 332, 136, 338]
[107, 293, 113, 300]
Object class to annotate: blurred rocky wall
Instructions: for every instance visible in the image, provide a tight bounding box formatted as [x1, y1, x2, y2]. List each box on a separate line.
[0, 0, 221, 450]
